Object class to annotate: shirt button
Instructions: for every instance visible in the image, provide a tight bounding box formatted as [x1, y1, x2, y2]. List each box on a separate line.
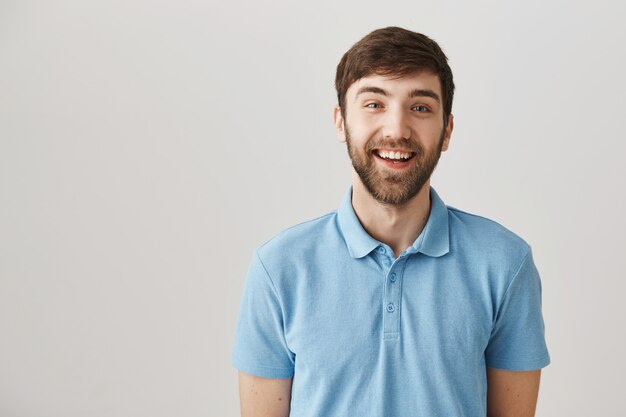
[378, 247, 386, 254]
[389, 273, 396, 282]
[386, 303, 395, 313]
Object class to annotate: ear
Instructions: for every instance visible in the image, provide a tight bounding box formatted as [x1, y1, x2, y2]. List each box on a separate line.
[441, 113, 454, 152]
[333, 106, 347, 143]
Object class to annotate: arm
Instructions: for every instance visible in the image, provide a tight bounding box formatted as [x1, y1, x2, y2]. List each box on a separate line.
[486, 368, 541, 417]
[239, 371, 293, 417]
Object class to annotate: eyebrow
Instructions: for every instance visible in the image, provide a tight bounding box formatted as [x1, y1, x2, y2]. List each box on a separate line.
[355, 86, 388, 98]
[355, 86, 441, 104]
[408, 89, 441, 103]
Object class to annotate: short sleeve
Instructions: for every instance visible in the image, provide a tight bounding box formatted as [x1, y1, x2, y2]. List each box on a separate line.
[485, 248, 551, 371]
[232, 250, 295, 378]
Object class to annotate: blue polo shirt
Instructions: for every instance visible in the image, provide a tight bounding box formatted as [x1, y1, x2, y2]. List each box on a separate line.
[232, 187, 550, 417]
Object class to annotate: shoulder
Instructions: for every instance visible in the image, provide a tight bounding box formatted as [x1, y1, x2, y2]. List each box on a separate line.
[446, 205, 531, 268]
[256, 210, 339, 264]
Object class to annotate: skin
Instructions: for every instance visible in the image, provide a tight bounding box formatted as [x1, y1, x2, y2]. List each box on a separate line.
[238, 373, 292, 417]
[487, 368, 542, 417]
[238, 72, 542, 417]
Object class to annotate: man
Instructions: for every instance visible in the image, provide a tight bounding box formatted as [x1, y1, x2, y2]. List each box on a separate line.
[232, 27, 550, 417]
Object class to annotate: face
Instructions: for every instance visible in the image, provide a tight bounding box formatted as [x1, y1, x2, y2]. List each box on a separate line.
[334, 72, 453, 206]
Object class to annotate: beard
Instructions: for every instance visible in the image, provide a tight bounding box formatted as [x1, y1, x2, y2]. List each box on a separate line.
[345, 126, 445, 206]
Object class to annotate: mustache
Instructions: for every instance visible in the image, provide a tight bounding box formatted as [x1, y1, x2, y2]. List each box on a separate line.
[366, 139, 422, 154]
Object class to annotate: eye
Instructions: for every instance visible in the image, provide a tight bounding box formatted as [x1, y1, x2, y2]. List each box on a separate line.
[412, 105, 429, 112]
[366, 103, 381, 109]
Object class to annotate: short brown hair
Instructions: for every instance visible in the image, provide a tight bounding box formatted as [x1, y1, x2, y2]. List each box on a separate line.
[335, 27, 455, 126]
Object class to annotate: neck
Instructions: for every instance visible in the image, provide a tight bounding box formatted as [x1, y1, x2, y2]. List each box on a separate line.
[351, 173, 432, 258]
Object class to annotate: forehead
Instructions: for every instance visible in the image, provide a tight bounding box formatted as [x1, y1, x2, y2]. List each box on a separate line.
[348, 71, 443, 98]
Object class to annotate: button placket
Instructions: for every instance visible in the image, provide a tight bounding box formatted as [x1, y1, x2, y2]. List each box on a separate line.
[383, 259, 404, 339]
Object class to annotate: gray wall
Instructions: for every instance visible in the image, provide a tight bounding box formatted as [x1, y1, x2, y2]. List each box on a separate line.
[1, 0, 625, 415]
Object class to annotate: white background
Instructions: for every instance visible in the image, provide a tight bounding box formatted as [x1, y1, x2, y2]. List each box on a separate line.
[1, 0, 625, 416]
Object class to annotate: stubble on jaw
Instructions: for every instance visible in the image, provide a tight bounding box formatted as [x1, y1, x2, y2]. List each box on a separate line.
[345, 125, 445, 206]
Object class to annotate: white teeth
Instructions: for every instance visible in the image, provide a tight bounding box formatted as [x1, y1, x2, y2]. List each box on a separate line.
[377, 150, 413, 160]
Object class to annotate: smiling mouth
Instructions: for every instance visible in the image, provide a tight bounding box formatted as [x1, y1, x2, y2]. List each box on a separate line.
[373, 149, 416, 163]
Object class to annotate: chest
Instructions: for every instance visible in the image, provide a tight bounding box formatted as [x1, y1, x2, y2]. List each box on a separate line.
[282, 255, 495, 371]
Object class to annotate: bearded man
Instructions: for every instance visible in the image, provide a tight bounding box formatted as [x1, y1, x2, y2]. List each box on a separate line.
[232, 26, 550, 417]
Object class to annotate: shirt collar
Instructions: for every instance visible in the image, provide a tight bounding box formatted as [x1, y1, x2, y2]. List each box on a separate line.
[337, 186, 450, 259]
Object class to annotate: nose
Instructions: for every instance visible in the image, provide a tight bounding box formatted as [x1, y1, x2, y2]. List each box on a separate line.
[381, 107, 411, 140]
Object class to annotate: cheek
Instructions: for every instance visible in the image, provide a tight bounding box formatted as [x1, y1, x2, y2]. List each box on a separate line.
[419, 122, 446, 142]
[348, 132, 373, 151]
[348, 119, 378, 141]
